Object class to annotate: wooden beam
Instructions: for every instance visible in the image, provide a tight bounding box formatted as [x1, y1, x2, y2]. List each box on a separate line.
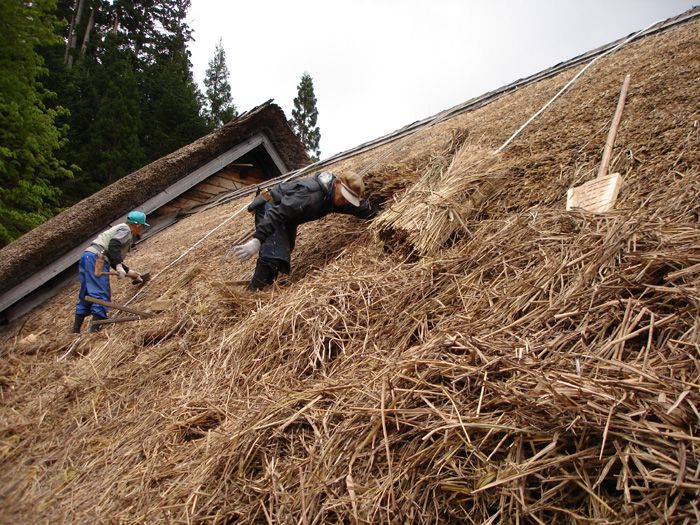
[91, 315, 142, 326]
[597, 74, 631, 178]
[260, 134, 288, 175]
[84, 296, 155, 318]
[0, 244, 87, 313]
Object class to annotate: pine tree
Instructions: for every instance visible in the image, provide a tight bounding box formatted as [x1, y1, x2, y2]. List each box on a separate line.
[44, 0, 209, 203]
[140, 0, 209, 159]
[141, 50, 209, 160]
[204, 38, 237, 128]
[51, 23, 147, 204]
[86, 35, 145, 190]
[289, 72, 321, 161]
[0, 0, 73, 246]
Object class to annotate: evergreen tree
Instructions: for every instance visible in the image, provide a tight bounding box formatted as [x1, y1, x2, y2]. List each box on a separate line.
[49, 26, 146, 203]
[50, 57, 101, 204]
[0, 0, 73, 246]
[43, 0, 208, 203]
[85, 35, 144, 192]
[289, 72, 321, 161]
[203, 38, 237, 128]
[141, 50, 209, 160]
[140, 0, 209, 159]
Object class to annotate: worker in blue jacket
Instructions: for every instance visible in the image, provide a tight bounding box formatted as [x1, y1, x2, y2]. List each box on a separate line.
[232, 170, 377, 290]
[72, 211, 149, 333]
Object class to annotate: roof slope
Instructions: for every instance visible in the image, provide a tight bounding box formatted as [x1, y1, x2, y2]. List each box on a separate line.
[0, 101, 310, 296]
[0, 12, 698, 525]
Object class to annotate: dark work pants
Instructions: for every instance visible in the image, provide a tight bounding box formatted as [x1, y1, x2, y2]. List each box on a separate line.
[248, 257, 283, 291]
[249, 203, 296, 290]
[255, 202, 296, 269]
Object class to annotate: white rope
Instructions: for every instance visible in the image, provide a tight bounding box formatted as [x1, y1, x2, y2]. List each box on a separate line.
[124, 203, 249, 306]
[493, 19, 662, 155]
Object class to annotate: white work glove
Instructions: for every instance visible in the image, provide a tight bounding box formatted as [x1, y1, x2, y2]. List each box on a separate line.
[127, 270, 143, 283]
[231, 238, 261, 262]
[115, 264, 127, 279]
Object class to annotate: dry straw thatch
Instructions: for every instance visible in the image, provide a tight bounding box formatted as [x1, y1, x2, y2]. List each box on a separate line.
[1, 17, 699, 524]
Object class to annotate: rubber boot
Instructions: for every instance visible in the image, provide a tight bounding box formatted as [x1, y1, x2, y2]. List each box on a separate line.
[72, 313, 87, 333]
[248, 258, 280, 291]
[88, 314, 106, 333]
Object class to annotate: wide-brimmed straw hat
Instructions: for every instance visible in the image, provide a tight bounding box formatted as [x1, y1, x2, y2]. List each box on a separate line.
[338, 171, 364, 207]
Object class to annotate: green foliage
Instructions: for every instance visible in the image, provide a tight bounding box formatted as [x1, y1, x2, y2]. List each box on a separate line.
[204, 38, 237, 128]
[289, 72, 321, 161]
[43, 0, 209, 205]
[86, 35, 145, 191]
[141, 50, 210, 160]
[139, 0, 209, 159]
[49, 34, 146, 203]
[3, 0, 210, 235]
[0, 0, 73, 246]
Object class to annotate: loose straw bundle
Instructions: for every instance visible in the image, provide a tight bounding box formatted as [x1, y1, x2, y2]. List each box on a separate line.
[374, 131, 507, 255]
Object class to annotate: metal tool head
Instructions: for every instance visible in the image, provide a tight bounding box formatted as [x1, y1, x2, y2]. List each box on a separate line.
[131, 271, 152, 285]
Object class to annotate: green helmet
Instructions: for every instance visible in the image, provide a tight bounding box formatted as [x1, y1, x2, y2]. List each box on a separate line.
[127, 210, 150, 227]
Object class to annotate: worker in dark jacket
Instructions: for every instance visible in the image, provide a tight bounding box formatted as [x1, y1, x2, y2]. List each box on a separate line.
[232, 170, 377, 290]
[72, 210, 149, 333]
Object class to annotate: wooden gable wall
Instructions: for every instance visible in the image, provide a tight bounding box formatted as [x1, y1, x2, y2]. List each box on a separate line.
[156, 164, 267, 215]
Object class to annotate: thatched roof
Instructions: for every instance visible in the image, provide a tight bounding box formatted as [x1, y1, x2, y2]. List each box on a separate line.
[0, 101, 310, 297]
[1, 9, 699, 524]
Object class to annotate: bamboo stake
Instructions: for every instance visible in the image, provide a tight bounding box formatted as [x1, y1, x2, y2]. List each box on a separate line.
[597, 74, 631, 178]
[91, 315, 142, 326]
[84, 296, 154, 318]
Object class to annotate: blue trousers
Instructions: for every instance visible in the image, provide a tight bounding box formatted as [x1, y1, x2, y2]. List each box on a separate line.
[75, 251, 110, 318]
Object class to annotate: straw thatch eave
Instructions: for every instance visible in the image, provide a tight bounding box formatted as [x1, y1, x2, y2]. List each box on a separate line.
[1, 10, 699, 524]
[0, 101, 310, 297]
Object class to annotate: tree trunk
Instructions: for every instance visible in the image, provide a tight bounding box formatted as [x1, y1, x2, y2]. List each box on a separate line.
[79, 8, 95, 60]
[63, 0, 79, 65]
[66, 0, 86, 68]
[112, 10, 119, 34]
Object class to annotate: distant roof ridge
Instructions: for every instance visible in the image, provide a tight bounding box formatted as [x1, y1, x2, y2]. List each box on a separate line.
[230, 99, 275, 122]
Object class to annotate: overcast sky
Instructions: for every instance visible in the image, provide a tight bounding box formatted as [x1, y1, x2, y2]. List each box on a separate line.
[187, 1, 695, 160]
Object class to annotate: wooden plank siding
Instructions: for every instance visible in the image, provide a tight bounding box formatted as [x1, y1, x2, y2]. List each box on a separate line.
[206, 175, 242, 190]
[157, 203, 195, 216]
[217, 166, 268, 184]
[152, 165, 268, 216]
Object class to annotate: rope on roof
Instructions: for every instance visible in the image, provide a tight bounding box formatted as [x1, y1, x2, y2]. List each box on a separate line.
[123, 203, 251, 306]
[492, 18, 662, 155]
